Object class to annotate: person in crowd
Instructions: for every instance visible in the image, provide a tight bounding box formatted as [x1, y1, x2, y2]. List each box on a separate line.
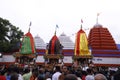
[52, 66, 61, 80]
[59, 65, 69, 80]
[0, 70, 6, 80]
[30, 70, 39, 80]
[113, 69, 120, 80]
[10, 73, 19, 80]
[45, 72, 52, 80]
[38, 67, 45, 80]
[64, 74, 78, 80]
[16, 67, 23, 80]
[108, 70, 116, 80]
[22, 67, 32, 80]
[5, 64, 17, 80]
[94, 73, 107, 80]
[81, 71, 87, 80]
[75, 69, 82, 80]
[85, 68, 94, 80]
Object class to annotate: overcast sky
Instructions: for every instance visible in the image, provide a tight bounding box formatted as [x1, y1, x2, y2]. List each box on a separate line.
[0, 0, 120, 43]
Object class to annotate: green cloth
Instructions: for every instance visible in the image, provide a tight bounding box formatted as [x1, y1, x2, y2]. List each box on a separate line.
[22, 71, 32, 80]
[20, 36, 32, 54]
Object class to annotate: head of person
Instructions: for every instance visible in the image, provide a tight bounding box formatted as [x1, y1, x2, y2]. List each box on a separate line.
[64, 74, 77, 80]
[86, 68, 93, 75]
[24, 68, 30, 74]
[94, 73, 107, 80]
[10, 73, 19, 80]
[55, 66, 61, 72]
[62, 65, 68, 74]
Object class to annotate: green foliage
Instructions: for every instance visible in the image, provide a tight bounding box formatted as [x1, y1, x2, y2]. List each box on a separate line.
[0, 17, 24, 52]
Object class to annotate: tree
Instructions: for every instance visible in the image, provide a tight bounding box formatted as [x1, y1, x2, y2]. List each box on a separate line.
[0, 17, 24, 53]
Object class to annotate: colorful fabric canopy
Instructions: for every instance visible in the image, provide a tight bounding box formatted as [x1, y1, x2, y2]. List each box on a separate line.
[20, 32, 36, 54]
[74, 29, 91, 56]
[47, 35, 62, 54]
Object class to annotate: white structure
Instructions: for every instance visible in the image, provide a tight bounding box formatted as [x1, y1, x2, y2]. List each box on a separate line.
[59, 32, 74, 49]
[92, 57, 120, 66]
[59, 33, 74, 64]
[34, 35, 46, 49]
[0, 55, 15, 62]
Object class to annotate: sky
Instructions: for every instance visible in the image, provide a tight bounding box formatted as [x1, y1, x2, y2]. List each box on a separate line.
[0, 0, 120, 43]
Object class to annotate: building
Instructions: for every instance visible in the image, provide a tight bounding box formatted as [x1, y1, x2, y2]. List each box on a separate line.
[88, 24, 120, 66]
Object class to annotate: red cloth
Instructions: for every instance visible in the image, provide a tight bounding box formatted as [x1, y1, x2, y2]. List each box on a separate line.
[82, 75, 86, 80]
[0, 75, 6, 80]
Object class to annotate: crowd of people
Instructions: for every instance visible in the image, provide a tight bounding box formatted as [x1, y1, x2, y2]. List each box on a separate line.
[0, 63, 120, 80]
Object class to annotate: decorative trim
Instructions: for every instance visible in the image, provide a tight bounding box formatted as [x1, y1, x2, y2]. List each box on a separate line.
[13, 52, 38, 58]
[44, 54, 63, 59]
[72, 55, 93, 60]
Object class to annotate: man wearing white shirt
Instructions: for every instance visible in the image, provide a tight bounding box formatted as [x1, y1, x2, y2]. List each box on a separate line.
[85, 68, 94, 80]
[52, 66, 61, 80]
